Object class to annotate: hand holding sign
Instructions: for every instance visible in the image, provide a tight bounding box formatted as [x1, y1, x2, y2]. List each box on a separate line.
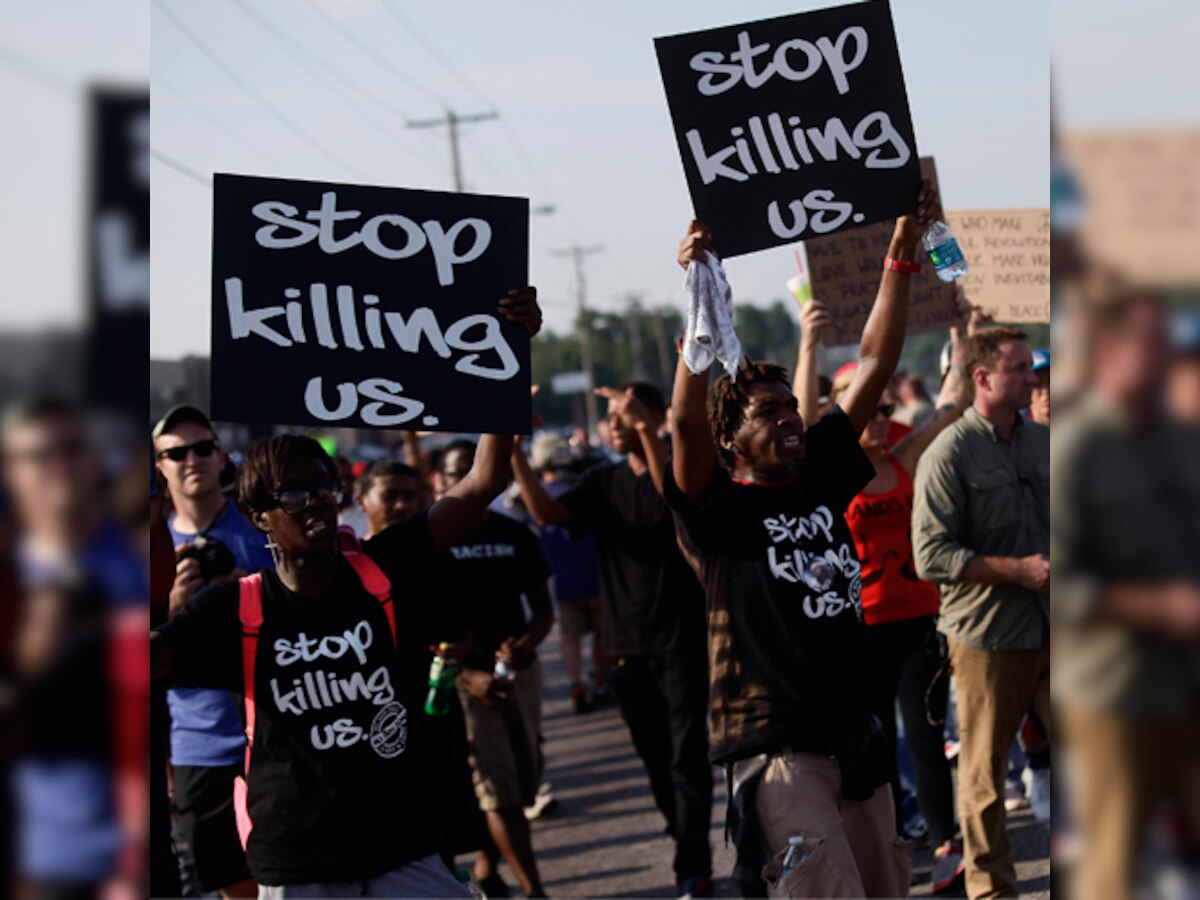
[498, 287, 542, 336]
[897, 178, 942, 246]
[677, 219, 716, 269]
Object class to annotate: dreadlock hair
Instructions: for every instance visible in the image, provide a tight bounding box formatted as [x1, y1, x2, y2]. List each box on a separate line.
[708, 357, 791, 472]
[237, 434, 337, 521]
[359, 459, 421, 496]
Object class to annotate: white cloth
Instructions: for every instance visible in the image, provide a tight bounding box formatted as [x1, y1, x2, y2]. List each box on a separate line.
[682, 249, 742, 377]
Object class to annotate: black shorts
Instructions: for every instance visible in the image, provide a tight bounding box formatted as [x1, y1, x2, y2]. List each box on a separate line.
[172, 763, 251, 892]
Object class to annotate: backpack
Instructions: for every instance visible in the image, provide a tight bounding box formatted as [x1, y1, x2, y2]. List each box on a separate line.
[232, 527, 396, 849]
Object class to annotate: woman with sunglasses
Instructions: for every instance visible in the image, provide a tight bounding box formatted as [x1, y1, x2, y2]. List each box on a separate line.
[151, 289, 541, 898]
[820, 307, 983, 893]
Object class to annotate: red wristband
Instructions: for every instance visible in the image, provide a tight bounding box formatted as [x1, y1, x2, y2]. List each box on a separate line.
[884, 256, 921, 273]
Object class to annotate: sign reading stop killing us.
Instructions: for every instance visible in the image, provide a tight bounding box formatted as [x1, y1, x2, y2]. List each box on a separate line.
[211, 174, 530, 433]
[654, 0, 922, 258]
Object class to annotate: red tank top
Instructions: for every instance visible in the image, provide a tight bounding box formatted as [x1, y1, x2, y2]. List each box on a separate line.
[845, 453, 941, 625]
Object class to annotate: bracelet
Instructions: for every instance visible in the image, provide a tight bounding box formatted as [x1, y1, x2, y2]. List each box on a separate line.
[884, 256, 921, 273]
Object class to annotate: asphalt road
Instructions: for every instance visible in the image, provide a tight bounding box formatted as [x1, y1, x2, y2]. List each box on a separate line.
[459, 628, 1051, 899]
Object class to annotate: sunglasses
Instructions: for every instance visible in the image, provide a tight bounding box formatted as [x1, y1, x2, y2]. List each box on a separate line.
[157, 438, 219, 462]
[872, 403, 896, 419]
[271, 484, 343, 516]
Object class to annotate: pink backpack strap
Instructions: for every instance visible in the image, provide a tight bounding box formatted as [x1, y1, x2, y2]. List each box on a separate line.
[238, 573, 265, 749]
[342, 551, 396, 648]
[235, 573, 264, 849]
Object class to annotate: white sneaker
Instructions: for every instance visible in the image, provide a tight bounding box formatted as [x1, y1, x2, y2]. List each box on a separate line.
[1026, 766, 1051, 823]
[1004, 780, 1029, 812]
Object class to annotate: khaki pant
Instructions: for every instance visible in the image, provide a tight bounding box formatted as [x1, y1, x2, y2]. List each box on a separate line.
[948, 638, 1051, 899]
[755, 751, 912, 898]
[458, 659, 543, 811]
[1062, 705, 1200, 900]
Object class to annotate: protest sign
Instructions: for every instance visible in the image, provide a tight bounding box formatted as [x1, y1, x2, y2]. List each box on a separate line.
[88, 88, 149, 412]
[1058, 130, 1200, 287]
[211, 174, 530, 433]
[654, 0, 921, 258]
[804, 157, 960, 346]
[945, 209, 1050, 322]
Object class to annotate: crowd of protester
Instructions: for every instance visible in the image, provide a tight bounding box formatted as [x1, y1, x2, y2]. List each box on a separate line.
[142, 182, 1063, 899]
[1, 170, 1186, 900]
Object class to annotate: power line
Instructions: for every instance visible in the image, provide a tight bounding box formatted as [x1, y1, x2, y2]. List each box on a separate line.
[151, 0, 372, 182]
[151, 147, 211, 187]
[378, 0, 493, 109]
[299, 0, 445, 108]
[226, 0, 442, 171]
[153, 70, 288, 171]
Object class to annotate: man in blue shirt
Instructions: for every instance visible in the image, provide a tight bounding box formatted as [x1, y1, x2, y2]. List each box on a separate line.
[154, 405, 270, 898]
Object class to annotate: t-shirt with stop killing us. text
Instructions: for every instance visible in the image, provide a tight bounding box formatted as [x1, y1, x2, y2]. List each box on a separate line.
[154, 515, 439, 886]
[663, 409, 877, 765]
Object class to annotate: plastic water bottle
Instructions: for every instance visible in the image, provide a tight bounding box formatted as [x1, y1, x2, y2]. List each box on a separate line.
[922, 220, 968, 282]
[424, 643, 458, 717]
[493, 657, 516, 683]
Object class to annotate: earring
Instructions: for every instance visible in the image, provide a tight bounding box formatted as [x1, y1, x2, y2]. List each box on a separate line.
[264, 532, 282, 567]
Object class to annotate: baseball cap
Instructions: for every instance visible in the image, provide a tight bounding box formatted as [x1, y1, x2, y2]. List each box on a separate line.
[152, 404, 215, 441]
[1032, 349, 1051, 372]
[529, 433, 572, 472]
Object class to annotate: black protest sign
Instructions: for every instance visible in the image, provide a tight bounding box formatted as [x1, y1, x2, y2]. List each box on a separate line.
[87, 88, 149, 413]
[655, 0, 921, 258]
[211, 174, 530, 433]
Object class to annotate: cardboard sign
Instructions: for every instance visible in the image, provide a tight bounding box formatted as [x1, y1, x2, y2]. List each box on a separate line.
[1058, 130, 1200, 287]
[211, 174, 530, 433]
[804, 157, 960, 346]
[654, 0, 921, 258]
[945, 209, 1050, 322]
[87, 88, 149, 413]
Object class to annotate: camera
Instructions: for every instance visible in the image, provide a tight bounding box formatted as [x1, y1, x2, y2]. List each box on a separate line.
[182, 535, 237, 582]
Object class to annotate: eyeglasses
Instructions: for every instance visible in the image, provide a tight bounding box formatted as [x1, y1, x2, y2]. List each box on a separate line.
[157, 438, 219, 462]
[271, 484, 343, 515]
[873, 403, 896, 419]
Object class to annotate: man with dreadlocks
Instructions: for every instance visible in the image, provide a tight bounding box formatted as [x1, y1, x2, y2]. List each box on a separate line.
[663, 183, 940, 898]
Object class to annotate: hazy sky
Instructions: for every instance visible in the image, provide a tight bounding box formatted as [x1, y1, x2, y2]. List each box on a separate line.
[146, 0, 1053, 358]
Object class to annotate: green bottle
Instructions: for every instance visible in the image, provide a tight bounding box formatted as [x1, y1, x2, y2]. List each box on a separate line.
[424, 642, 458, 717]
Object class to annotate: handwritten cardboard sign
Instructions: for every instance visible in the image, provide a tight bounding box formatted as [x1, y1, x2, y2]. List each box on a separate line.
[945, 209, 1050, 322]
[1058, 130, 1200, 287]
[803, 157, 959, 346]
[210, 173, 530, 433]
[654, 0, 921, 258]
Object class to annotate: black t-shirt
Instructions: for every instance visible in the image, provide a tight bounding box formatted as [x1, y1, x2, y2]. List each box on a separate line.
[561, 461, 706, 658]
[446, 512, 551, 671]
[663, 410, 877, 765]
[155, 515, 441, 885]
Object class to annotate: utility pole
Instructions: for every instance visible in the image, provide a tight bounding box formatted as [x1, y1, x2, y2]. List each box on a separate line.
[551, 244, 604, 440]
[407, 108, 498, 192]
[625, 293, 647, 382]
